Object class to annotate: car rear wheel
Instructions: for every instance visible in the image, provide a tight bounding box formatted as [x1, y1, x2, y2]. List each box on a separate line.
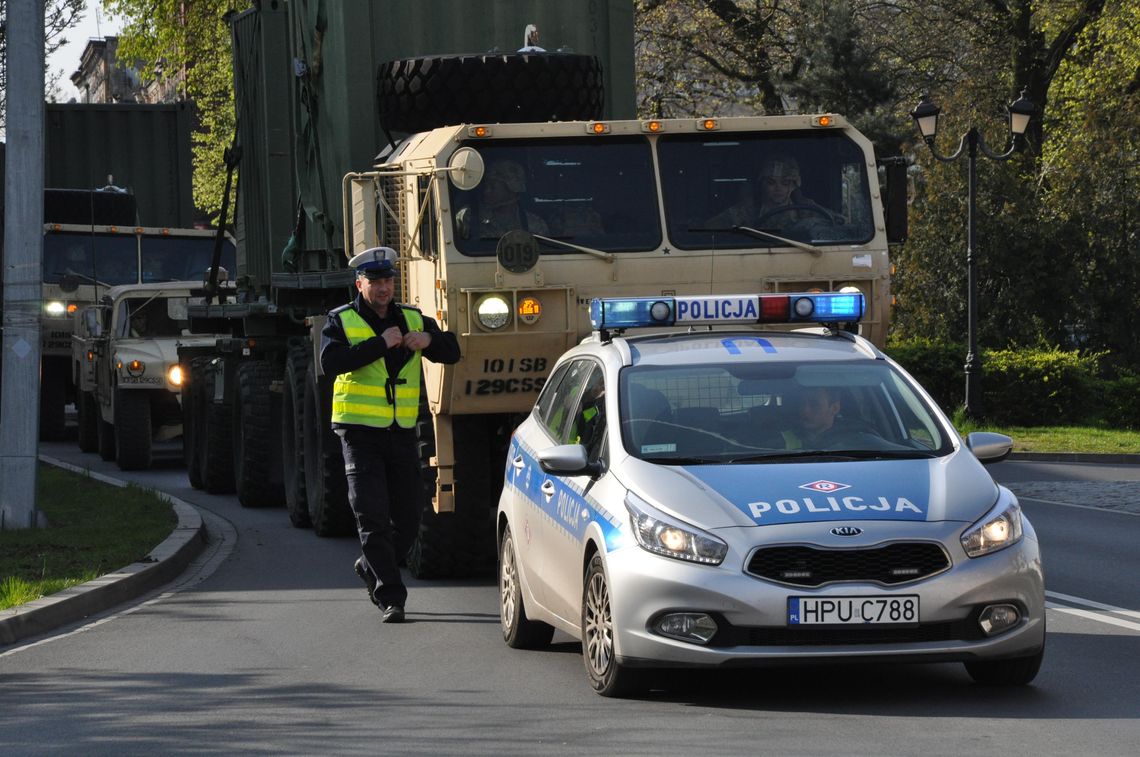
[582, 553, 642, 697]
[964, 646, 1044, 685]
[499, 526, 554, 649]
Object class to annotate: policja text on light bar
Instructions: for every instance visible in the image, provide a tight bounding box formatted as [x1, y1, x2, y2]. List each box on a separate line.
[589, 292, 865, 331]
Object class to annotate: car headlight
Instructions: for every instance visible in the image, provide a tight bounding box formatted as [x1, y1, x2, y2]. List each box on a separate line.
[625, 492, 727, 565]
[960, 493, 1023, 558]
[475, 293, 511, 330]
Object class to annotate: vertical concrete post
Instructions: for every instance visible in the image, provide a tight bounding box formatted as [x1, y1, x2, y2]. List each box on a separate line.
[1, 0, 47, 529]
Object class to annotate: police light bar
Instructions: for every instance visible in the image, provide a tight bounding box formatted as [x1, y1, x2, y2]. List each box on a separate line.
[589, 292, 864, 330]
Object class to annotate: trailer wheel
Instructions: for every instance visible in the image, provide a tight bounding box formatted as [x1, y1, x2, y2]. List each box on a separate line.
[114, 389, 153, 471]
[233, 360, 285, 508]
[302, 365, 353, 537]
[376, 53, 605, 134]
[282, 346, 311, 528]
[407, 412, 501, 579]
[76, 390, 99, 453]
[39, 358, 68, 441]
[183, 358, 208, 489]
[201, 361, 235, 494]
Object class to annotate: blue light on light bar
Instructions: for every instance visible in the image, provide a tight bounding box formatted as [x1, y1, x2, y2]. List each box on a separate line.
[590, 292, 864, 330]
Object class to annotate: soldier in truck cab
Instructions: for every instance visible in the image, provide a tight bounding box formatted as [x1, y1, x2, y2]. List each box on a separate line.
[709, 156, 841, 231]
[475, 159, 549, 238]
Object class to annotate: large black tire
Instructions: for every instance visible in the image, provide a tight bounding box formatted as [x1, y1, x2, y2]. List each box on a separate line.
[302, 365, 353, 537]
[499, 525, 554, 649]
[39, 358, 68, 441]
[583, 553, 642, 698]
[114, 389, 153, 471]
[97, 412, 116, 462]
[376, 53, 605, 134]
[282, 346, 311, 528]
[407, 413, 502, 579]
[76, 390, 99, 453]
[201, 361, 235, 494]
[183, 358, 208, 490]
[233, 360, 285, 508]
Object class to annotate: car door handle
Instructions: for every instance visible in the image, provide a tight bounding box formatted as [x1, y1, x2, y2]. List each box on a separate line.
[512, 455, 525, 469]
[541, 480, 555, 498]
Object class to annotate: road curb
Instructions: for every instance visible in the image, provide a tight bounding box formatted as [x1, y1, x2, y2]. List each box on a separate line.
[0, 457, 206, 647]
[1008, 452, 1140, 465]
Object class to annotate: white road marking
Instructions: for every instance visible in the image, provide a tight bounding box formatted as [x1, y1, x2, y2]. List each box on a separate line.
[1046, 590, 1140, 632]
[1046, 590, 1140, 620]
[1018, 495, 1139, 516]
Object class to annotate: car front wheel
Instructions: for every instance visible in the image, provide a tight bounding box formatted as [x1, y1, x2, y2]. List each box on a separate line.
[499, 525, 554, 649]
[964, 646, 1044, 686]
[582, 553, 642, 697]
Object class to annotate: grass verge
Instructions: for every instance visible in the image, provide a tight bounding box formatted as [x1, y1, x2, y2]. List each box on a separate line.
[954, 417, 1140, 455]
[0, 464, 176, 611]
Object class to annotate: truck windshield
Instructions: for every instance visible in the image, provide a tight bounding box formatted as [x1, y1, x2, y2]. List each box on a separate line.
[449, 137, 661, 256]
[43, 231, 138, 286]
[658, 131, 875, 250]
[140, 235, 237, 282]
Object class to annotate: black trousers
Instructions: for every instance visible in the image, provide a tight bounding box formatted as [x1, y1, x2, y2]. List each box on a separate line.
[336, 425, 423, 607]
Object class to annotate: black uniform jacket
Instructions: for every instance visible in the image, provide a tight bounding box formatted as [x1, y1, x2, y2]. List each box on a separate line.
[320, 294, 461, 430]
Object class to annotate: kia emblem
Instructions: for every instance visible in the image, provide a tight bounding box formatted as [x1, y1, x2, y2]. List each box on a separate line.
[830, 526, 863, 537]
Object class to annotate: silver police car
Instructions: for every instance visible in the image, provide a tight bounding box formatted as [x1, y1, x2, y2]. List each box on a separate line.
[497, 292, 1044, 697]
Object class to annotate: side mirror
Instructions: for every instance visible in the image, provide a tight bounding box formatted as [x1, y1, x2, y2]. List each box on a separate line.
[538, 444, 602, 478]
[447, 146, 485, 191]
[965, 431, 1013, 465]
[883, 158, 909, 245]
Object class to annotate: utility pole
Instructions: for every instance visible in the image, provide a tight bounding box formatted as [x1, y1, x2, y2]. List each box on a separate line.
[1, 0, 47, 529]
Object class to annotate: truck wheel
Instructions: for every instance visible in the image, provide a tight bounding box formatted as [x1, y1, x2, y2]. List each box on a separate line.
[39, 358, 68, 441]
[76, 390, 99, 453]
[500, 525, 554, 649]
[201, 361, 235, 494]
[233, 360, 285, 508]
[302, 365, 353, 537]
[408, 413, 500, 579]
[114, 389, 153, 471]
[183, 358, 208, 490]
[97, 413, 116, 461]
[282, 346, 311, 528]
[376, 53, 605, 134]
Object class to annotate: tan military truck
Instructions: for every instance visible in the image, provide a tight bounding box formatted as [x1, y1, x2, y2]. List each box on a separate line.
[72, 281, 230, 470]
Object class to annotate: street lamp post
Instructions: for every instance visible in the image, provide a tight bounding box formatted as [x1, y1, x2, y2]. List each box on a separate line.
[910, 89, 1035, 419]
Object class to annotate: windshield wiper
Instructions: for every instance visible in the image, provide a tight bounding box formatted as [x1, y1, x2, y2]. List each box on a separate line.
[531, 233, 614, 263]
[645, 455, 725, 466]
[689, 225, 823, 256]
[729, 449, 938, 463]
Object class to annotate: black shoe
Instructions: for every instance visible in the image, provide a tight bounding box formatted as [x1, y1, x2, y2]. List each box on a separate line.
[354, 558, 379, 606]
[381, 604, 405, 623]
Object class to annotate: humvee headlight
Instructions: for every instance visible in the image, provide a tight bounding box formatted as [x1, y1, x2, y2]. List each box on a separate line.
[167, 364, 184, 387]
[45, 301, 67, 316]
[475, 294, 511, 331]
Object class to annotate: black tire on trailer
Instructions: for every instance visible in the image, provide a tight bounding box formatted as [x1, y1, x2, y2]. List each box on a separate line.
[376, 53, 605, 134]
[184, 358, 208, 490]
[39, 358, 68, 441]
[76, 390, 99, 453]
[407, 412, 502, 579]
[201, 360, 235, 494]
[302, 364, 353, 537]
[233, 360, 285, 508]
[282, 346, 312, 528]
[114, 389, 153, 471]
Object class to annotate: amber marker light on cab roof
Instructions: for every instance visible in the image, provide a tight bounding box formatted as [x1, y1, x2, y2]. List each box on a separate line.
[812, 115, 837, 127]
[587, 122, 610, 134]
[642, 120, 664, 133]
[467, 125, 492, 138]
[697, 118, 719, 131]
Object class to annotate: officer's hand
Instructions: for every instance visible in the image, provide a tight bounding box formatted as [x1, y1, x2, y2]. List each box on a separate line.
[403, 331, 431, 351]
[381, 326, 403, 349]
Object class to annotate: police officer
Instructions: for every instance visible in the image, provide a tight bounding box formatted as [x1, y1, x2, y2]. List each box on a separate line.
[320, 246, 460, 622]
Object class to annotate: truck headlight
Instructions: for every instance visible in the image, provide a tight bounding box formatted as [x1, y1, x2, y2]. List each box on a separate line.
[475, 294, 511, 330]
[167, 364, 184, 386]
[625, 492, 727, 565]
[960, 494, 1023, 557]
[45, 301, 67, 316]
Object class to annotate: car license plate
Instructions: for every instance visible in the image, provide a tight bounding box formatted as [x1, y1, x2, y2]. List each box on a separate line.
[788, 595, 919, 625]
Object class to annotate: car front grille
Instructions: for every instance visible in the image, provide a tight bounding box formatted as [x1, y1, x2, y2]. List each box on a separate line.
[746, 543, 950, 587]
[708, 618, 986, 647]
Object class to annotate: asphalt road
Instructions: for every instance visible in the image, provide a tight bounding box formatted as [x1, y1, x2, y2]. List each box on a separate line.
[1, 445, 1137, 755]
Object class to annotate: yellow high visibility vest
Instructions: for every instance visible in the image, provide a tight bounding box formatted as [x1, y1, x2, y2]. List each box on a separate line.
[331, 306, 423, 428]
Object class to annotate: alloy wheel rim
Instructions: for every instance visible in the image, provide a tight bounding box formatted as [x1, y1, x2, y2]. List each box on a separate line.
[500, 536, 518, 630]
[584, 570, 613, 676]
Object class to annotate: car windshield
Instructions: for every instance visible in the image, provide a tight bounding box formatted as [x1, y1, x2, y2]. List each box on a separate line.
[620, 359, 953, 464]
[140, 235, 236, 282]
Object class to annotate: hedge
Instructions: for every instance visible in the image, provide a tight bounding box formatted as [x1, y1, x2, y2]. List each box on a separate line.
[885, 340, 1138, 429]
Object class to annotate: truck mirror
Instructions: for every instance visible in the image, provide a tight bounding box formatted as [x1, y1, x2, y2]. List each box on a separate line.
[884, 160, 908, 244]
[59, 274, 80, 293]
[447, 147, 485, 191]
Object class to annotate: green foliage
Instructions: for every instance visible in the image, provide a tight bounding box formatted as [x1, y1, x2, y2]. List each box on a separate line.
[982, 347, 1101, 426]
[0, 465, 175, 610]
[1102, 372, 1140, 430]
[885, 338, 965, 414]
